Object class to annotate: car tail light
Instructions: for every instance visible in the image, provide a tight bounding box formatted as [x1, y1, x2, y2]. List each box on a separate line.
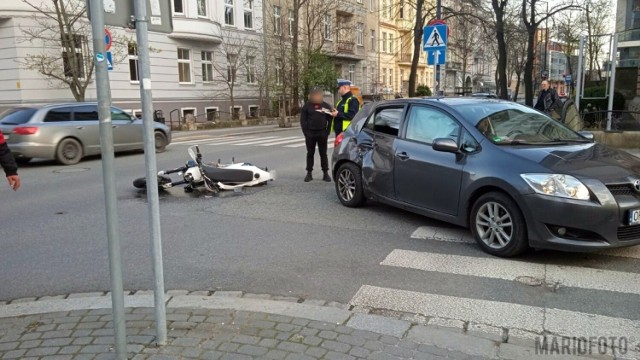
[13, 126, 38, 135]
[334, 133, 344, 147]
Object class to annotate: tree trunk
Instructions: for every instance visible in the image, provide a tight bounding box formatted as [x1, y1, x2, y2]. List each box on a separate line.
[514, 72, 521, 101]
[523, 29, 536, 106]
[408, 0, 424, 97]
[492, 0, 508, 100]
[292, 1, 301, 113]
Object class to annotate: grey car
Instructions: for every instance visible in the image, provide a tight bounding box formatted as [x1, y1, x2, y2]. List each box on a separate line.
[0, 103, 171, 165]
[332, 97, 640, 257]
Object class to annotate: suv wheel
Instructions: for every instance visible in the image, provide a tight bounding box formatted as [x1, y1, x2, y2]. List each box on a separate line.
[56, 138, 83, 165]
[335, 162, 365, 208]
[470, 192, 529, 257]
[155, 131, 167, 153]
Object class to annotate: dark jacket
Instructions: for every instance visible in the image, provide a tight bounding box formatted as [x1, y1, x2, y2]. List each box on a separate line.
[300, 101, 332, 135]
[0, 131, 17, 177]
[334, 91, 360, 134]
[534, 88, 561, 113]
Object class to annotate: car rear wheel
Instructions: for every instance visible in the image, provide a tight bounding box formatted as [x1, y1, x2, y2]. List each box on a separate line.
[470, 192, 529, 257]
[335, 162, 365, 208]
[55, 138, 83, 165]
[155, 131, 167, 153]
[15, 157, 32, 165]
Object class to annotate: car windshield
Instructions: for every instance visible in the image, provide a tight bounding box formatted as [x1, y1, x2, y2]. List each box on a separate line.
[470, 106, 588, 145]
[0, 108, 37, 125]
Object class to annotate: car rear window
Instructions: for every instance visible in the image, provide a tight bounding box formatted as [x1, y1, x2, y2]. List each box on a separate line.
[44, 107, 75, 122]
[0, 108, 37, 125]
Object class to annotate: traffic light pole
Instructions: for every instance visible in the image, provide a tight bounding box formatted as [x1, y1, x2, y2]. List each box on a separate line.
[435, 0, 441, 95]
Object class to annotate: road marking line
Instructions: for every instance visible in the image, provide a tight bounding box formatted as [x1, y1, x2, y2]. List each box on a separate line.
[204, 136, 268, 145]
[232, 136, 299, 146]
[382, 249, 640, 295]
[170, 136, 243, 145]
[258, 138, 307, 146]
[284, 138, 335, 148]
[410, 226, 640, 259]
[350, 285, 640, 345]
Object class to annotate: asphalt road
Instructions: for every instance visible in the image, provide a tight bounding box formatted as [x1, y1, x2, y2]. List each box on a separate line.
[2, 125, 640, 341]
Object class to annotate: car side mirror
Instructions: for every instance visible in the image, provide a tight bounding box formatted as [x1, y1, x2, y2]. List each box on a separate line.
[432, 138, 460, 154]
[577, 131, 594, 140]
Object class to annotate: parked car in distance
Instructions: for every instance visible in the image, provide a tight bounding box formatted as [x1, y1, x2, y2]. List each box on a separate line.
[0, 103, 171, 165]
[332, 97, 640, 257]
[471, 92, 498, 99]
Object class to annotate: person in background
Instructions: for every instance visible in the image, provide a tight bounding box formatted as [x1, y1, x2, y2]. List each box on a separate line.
[300, 87, 333, 182]
[0, 131, 20, 190]
[534, 80, 562, 119]
[330, 79, 360, 136]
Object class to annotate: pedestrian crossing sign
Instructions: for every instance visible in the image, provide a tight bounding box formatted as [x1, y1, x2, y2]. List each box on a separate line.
[423, 24, 448, 51]
[106, 51, 113, 71]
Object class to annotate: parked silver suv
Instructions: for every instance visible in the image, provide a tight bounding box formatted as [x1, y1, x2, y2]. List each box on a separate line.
[0, 103, 171, 165]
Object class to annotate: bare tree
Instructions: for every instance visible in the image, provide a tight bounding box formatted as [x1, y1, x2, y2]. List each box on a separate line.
[554, 9, 581, 94]
[19, 0, 94, 101]
[211, 30, 261, 119]
[581, 0, 612, 83]
[521, 0, 578, 106]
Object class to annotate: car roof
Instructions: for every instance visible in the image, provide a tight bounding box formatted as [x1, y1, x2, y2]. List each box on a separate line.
[7, 102, 106, 110]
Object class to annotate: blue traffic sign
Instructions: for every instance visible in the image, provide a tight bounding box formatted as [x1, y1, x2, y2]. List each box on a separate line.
[427, 49, 446, 66]
[565, 74, 572, 84]
[106, 51, 113, 71]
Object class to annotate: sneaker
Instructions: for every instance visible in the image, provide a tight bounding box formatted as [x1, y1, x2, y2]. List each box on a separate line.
[304, 172, 313, 182]
[322, 172, 331, 182]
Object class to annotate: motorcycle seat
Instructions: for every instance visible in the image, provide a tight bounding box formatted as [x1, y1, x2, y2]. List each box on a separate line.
[201, 165, 255, 183]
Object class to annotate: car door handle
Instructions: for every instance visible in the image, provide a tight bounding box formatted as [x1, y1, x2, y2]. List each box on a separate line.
[396, 152, 410, 161]
[359, 143, 374, 151]
[76, 126, 84, 130]
[112, 125, 119, 128]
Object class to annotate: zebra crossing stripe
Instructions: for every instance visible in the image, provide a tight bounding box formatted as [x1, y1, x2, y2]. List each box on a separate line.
[204, 136, 269, 145]
[258, 138, 308, 146]
[381, 249, 640, 295]
[284, 139, 336, 148]
[170, 135, 244, 145]
[233, 136, 300, 146]
[350, 285, 640, 346]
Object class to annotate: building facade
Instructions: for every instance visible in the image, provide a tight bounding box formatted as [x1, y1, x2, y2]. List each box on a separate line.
[0, 0, 265, 122]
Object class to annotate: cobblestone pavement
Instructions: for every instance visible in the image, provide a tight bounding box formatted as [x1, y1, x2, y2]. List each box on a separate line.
[0, 291, 633, 360]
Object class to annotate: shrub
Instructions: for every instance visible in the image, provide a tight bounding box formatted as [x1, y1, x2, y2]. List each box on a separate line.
[582, 86, 625, 111]
[416, 84, 432, 97]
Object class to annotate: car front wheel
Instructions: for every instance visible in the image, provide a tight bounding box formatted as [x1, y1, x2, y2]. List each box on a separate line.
[155, 131, 167, 153]
[470, 192, 529, 257]
[55, 138, 83, 165]
[335, 162, 365, 208]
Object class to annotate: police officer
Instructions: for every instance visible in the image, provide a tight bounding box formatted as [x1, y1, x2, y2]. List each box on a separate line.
[0, 130, 20, 191]
[300, 87, 333, 182]
[330, 79, 360, 136]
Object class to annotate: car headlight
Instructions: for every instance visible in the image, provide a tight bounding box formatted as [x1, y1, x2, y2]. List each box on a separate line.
[520, 174, 590, 200]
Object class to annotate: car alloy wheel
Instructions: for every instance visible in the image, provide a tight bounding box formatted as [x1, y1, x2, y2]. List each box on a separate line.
[475, 201, 513, 249]
[338, 168, 356, 202]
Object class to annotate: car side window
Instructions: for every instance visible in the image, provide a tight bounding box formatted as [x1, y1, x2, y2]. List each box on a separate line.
[460, 130, 480, 153]
[365, 107, 403, 136]
[405, 106, 460, 144]
[43, 107, 74, 122]
[73, 105, 99, 121]
[111, 107, 133, 121]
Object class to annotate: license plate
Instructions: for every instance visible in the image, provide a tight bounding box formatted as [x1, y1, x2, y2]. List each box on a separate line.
[629, 209, 640, 225]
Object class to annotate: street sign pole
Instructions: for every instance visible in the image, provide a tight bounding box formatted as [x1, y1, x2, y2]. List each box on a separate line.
[576, 36, 585, 111]
[606, 33, 618, 132]
[433, 51, 438, 95]
[88, 1, 127, 359]
[436, 0, 442, 95]
[133, 0, 168, 345]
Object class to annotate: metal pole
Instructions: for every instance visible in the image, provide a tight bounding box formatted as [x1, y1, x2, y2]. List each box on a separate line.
[435, 0, 441, 95]
[606, 33, 618, 131]
[133, 0, 167, 345]
[434, 51, 438, 95]
[575, 35, 585, 111]
[88, 2, 127, 359]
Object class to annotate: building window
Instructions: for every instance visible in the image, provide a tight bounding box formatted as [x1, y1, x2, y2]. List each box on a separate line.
[356, 0, 363, 3]
[356, 23, 364, 46]
[288, 9, 295, 37]
[323, 14, 331, 40]
[361, 66, 367, 91]
[244, 0, 253, 29]
[177, 48, 192, 83]
[227, 54, 237, 82]
[273, 6, 281, 34]
[173, 0, 184, 15]
[275, 58, 283, 85]
[389, 36, 394, 54]
[248, 105, 259, 118]
[369, 0, 374, 12]
[382, 32, 387, 52]
[205, 107, 219, 121]
[348, 64, 355, 83]
[246, 56, 256, 84]
[201, 51, 213, 82]
[389, 68, 393, 89]
[399, 0, 404, 18]
[197, 0, 207, 17]
[62, 34, 85, 79]
[181, 108, 196, 121]
[382, 68, 387, 86]
[224, 0, 234, 26]
[231, 106, 242, 119]
[370, 30, 375, 50]
[128, 42, 139, 82]
[382, 0, 388, 18]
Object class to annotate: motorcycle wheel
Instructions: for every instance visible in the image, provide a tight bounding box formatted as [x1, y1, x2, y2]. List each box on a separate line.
[133, 175, 172, 190]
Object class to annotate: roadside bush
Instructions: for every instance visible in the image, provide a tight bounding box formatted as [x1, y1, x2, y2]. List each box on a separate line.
[416, 84, 432, 97]
[582, 86, 625, 111]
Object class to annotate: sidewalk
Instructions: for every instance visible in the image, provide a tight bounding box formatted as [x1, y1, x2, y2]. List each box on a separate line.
[0, 291, 628, 360]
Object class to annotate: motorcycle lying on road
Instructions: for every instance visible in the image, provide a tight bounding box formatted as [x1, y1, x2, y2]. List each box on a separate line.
[133, 145, 276, 193]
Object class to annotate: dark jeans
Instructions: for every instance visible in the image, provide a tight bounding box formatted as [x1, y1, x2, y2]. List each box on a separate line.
[305, 131, 329, 172]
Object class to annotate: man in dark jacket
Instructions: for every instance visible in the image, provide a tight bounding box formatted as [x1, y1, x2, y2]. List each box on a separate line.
[0, 131, 20, 191]
[534, 80, 561, 119]
[330, 79, 360, 135]
[300, 87, 333, 182]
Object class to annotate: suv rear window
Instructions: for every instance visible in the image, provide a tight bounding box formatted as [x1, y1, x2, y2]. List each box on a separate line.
[44, 107, 75, 122]
[0, 108, 37, 125]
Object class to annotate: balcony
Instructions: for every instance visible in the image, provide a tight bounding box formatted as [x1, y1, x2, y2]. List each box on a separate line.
[398, 53, 412, 63]
[618, 28, 640, 48]
[168, 18, 222, 44]
[446, 61, 463, 70]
